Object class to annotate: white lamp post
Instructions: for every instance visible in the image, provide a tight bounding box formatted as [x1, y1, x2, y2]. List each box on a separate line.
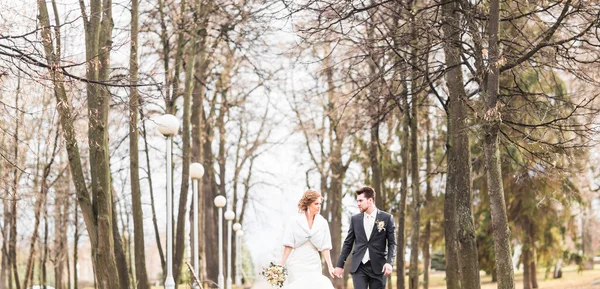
[214, 196, 227, 289]
[233, 226, 243, 287]
[224, 211, 235, 289]
[238, 230, 245, 285]
[157, 114, 179, 289]
[232, 223, 242, 286]
[190, 163, 204, 289]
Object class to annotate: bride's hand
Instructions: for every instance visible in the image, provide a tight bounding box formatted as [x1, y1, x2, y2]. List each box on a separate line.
[328, 266, 335, 278]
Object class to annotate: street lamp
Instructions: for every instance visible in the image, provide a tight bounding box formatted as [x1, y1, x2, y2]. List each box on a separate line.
[224, 211, 235, 289]
[214, 195, 227, 289]
[232, 224, 243, 287]
[232, 223, 242, 286]
[157, 114, 179, 289]
[238, 230, 245, 285]
[190, 163, 204, 289]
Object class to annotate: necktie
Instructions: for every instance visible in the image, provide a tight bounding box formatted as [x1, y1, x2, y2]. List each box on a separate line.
[363, 215, 373, 264]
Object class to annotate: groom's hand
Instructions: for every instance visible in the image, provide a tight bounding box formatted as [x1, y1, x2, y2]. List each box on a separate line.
[382, 263, 393, 276]
[334, 267, 344, 278]
[328, 266, 335, 278]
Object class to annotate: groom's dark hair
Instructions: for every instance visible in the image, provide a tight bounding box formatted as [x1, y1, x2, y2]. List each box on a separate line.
[356, 186, 376, 200]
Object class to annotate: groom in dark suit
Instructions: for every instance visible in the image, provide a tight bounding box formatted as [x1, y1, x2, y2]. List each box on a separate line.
[334, 186, 396, 289]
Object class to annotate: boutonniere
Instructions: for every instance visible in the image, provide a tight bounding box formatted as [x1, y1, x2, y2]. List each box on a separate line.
[376, 220, 386, 232]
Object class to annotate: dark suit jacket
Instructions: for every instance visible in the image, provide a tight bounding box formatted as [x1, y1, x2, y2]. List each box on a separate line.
[336, 210, 396, 274]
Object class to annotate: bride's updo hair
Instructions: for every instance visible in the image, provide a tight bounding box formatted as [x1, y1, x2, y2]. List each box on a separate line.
[298, 190, 322, 212]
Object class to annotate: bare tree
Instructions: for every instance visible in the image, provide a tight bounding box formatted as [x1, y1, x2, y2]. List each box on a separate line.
[397, 80, 409, 289]
[37, 0, 123, 286]
[440, 1, 465, 288]
[291, 44, 356, 289]
[23, 126, 59, 289]
[172, 0, 201, 283]
[9, 81, 22, 289]
[481, 1, 515, 288]
[421, 100, 435, 289]
[407, 1, 423, 286]
[128, 0, 150, 286]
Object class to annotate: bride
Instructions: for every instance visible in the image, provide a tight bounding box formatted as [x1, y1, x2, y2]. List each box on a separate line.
[280, 190, 335, 289]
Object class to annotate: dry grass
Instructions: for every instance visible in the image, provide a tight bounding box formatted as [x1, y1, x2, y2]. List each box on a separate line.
[342, 266, 600, 289]
[83, 266, 600, 289]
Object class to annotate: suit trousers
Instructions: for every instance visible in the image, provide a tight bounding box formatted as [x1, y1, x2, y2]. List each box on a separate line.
[351, 261, 387, 289]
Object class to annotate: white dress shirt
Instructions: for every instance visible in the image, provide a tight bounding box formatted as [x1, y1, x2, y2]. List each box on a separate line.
[362, 208, 377, 264]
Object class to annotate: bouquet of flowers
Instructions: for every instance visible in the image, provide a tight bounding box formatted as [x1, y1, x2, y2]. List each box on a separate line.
[260, 262, 288, 288]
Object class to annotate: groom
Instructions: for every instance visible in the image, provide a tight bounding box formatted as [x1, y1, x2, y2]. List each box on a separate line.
[334, 186, 396, 289]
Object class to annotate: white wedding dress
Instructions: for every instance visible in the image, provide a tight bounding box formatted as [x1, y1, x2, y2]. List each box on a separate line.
[282, 213, 335, 289]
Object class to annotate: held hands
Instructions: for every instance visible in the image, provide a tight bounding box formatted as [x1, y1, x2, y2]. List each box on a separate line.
[328, 266, 336, 278]
[382, 263, 393, 276]
[333, 267, 344, 278]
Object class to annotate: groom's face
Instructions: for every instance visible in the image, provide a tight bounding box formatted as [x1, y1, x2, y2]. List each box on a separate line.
[356, 194, 373, 213]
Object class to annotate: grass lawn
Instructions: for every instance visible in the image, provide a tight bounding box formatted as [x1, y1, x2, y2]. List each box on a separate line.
[84, 266, 600, 289]
[342, 266, 600, 289]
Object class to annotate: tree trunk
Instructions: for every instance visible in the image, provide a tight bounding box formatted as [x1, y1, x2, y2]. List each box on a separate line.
[0, 131, 6, 289]
[9, 190, 19, 289]
[530, 256, 538, 288]
[483, 121, 514, 289]
[371, 122, 383, 210]
[365, 17, 383, 212]
[22, 165, 46, 289]
[198, 34, 223, 282]
[39, 0, 96, 259]
[451, 26, 481, 289]
[522, 238, 531, 289]
[141, 109, 165, 273]
[112, 193, 131, 289]
[69, 0, 122, 286]
[582, 203, 594, 270]
[39, 0, 120, 285]
[1, 195, 8, 289]
[123, 201, 135, 286]
[43, 213, 49, 289]
[55, 189, 69, 289]
[29, 253, 36, 289]
[322, 55, 348, 289]
[94, 2, 121, 286]
[202, 114, 219, 283]
[74, 202, 79, 289]
[484, 2, 515, 289]
[396, 88, 409, 289]
[329, 163, 345, 289]
[422, 103, 433, 289]
[66, 241, 71, 289]
[441, 2, 463, 289]
[173, 21, 198, 284]
[9, 87, 21, 289]
[191, 8, 211, 280]
[129, 0, 151, 286]
[456, 144, 480, 289]
[529, 221, 538, 288]
[192, 81, 208, 283]
[408, 11, 421, 287]
[62, 192, 70, 289]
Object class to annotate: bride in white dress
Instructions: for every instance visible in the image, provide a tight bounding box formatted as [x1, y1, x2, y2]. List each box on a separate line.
[280, 190, 335, 289]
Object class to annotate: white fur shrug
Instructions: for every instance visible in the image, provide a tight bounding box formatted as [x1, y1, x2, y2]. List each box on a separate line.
[282, 213, 332, 251]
